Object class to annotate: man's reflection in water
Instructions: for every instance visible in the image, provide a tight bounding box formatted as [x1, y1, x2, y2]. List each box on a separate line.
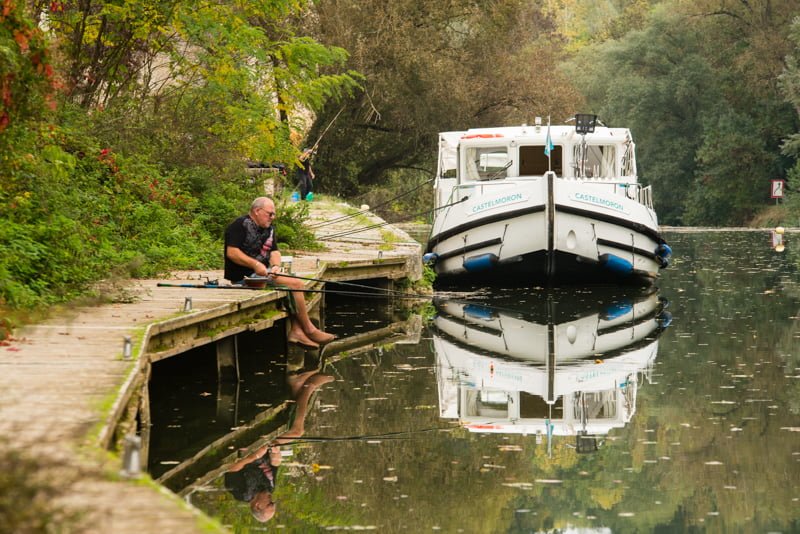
[224, 365, 334, 522]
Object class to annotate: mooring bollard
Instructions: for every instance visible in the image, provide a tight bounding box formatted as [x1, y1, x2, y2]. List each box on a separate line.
[120, 434, 142, 478]
[122, 336, 132, 360]
[183, 296, 193, 312]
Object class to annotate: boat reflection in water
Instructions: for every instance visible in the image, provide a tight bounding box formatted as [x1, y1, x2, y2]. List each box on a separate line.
[433, 287, 671, 453]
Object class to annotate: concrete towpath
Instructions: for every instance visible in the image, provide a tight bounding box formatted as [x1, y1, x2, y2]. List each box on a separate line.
[0, 198, 422, 533]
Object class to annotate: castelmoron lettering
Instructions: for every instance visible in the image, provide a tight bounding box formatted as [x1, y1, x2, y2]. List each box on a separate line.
[572, 192, 628, 214]
[469, 192, 525, 215]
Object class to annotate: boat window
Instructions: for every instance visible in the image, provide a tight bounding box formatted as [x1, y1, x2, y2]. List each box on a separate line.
[464, 389, 509, 417]
[621, 141, 635, 176]
[572, 391, 617, 419]
[519, 392, 563, 418]
[520, 145, 562, 175]
[574, 144, 617, 178]
[465, 147, 509, 181]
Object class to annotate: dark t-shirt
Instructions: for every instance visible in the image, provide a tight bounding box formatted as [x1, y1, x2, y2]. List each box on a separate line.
[224, 457, 278, 502]
[223, 215, 279, 283]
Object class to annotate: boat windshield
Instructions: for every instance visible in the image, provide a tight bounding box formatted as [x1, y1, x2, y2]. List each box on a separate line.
[573, 390, 618, 419]
[465, 146, 509, 181]
[465, 390, 509, 417]
[574, 144, 617, 178]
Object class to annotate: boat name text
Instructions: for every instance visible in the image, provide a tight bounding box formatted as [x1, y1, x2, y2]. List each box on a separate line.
[469, 192, 526, 216]
[571, 192, 629, 214]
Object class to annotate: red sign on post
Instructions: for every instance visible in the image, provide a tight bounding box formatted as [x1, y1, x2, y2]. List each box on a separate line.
[771, 179, 785, 199]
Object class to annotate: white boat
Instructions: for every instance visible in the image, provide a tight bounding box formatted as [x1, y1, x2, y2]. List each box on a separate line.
[434, 288, 671, 450]
[425, 115, 671, 285]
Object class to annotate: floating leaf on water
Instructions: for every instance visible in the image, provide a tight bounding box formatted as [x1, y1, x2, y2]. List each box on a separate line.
[502, 482, 533, 489]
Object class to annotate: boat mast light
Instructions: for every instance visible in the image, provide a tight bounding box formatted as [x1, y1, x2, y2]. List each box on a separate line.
[575, 114, 597, 134]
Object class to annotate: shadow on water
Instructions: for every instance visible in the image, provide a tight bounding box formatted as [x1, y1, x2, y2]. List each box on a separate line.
[146, 231, 800, 532]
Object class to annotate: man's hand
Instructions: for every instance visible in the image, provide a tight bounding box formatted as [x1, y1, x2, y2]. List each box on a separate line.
[252, 261, 268, 276]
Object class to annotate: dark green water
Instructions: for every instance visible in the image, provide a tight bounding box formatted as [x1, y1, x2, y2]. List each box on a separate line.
[151, 231, 800, 532]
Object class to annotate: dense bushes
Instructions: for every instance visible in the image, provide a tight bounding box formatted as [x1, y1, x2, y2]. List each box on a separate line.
[0, 106, 321, 321]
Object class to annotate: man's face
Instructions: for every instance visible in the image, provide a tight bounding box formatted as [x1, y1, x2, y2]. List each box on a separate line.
[253, 202, 276, 228]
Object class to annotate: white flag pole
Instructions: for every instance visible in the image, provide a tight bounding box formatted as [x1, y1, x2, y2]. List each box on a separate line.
[546, 115, 552, 173]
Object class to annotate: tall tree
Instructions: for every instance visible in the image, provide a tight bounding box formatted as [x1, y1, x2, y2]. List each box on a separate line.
[43, 0, 360, 168]
[306, 0, 582, 197]
[568, 0, 799, 225]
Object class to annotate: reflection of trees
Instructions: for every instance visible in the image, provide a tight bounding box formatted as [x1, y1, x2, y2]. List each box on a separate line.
[278, 232, 800, 532]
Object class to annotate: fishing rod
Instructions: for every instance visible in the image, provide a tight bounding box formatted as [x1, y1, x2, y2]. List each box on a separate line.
[267, 426, 455, 446]
[317, 196, 468, 241]
[258, 272, 434, 300]
[155, 282, 428, 300]
[308, 176, 435, 229]
[308, 106, 345, 155]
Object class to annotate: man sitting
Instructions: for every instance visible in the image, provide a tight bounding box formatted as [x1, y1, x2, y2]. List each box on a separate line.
[224, 196, 334, 349]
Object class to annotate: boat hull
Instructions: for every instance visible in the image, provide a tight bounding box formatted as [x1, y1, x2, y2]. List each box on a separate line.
[427, 177, 665, 285]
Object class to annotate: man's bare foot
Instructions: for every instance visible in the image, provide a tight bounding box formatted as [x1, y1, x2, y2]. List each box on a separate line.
[304, 374, 334, 388]
[288, 330, 319, 349]
[307, 329, 336, 345]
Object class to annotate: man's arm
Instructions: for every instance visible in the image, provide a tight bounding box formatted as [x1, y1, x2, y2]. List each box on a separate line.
[228, 444, 270, 473]
[226, 246, 268, 276]
[268, 250, 282, 275]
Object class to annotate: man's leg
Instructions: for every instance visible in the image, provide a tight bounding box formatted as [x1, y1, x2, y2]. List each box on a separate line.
[274, 275, 335, 346]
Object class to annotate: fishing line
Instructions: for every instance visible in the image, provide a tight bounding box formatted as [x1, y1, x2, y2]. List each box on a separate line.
[317, 196, 467, 241]
[156, 282, 430, 300]
[270, 426, 456, 446]
[308, 176, 435, 229]
[268, 272, 434, 299]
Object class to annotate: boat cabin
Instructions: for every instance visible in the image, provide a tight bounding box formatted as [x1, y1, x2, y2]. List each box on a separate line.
[435, 120, 649, 209]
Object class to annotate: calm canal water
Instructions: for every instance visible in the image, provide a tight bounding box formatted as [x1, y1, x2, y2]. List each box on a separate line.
[149, 231, 800, 532]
